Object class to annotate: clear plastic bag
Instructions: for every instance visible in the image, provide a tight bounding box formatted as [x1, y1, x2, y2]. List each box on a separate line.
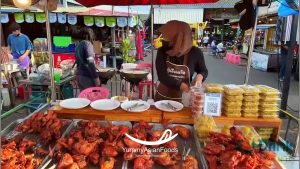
[242, 106, 259, 112]
[205, 83, 224, 93]
[256, 85, 280, 96]
[243, 101, 259, 107]
[242, 113, 259, 118]
[223, 100, 243, 107]
[223, 113, 242, 117]
[243, 95, 260, 101]
[261, 114, 278, 119]
[259, 106, 278, 112]
[224, 95, 244, 101]
[240, 85, 260, 95]
[224, 84, 244, 95]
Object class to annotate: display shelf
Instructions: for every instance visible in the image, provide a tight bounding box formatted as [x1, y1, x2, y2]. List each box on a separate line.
[163, 107, 282, 141]
[49, 105, 162, 122]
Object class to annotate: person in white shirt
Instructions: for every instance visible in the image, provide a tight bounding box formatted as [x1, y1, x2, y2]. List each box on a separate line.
[203, 35, 209, 47]
[217, 42, 224, 52]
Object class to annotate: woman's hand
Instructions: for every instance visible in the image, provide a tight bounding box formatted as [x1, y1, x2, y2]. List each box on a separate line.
[180, 82, 190, 92]
[193, 74, 203, 86]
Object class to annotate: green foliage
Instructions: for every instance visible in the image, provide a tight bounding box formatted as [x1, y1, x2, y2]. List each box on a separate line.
[120, 38, 136, 63]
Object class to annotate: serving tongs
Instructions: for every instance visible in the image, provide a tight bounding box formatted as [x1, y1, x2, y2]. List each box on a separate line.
[162, 102, 179, 111]
[127, 103, 145, 111]
[182, 141, 191, 161]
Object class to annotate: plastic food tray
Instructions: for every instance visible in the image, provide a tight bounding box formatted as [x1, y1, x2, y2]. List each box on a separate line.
[224, 95, 244, 101]
[40, 120, 132, 169]
[1, 115, 72, 169]
[127, 123, 205, 169]
[243, 95, 260, 101]
[256, 85, 280, 95]
[223, 84, 244, 95]
[223, 101, 243, 107]
[240, 85, 260, 95]
[205, 83, 224, 93]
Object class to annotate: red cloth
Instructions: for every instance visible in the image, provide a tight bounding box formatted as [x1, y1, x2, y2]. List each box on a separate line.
[136, 29, 144, 60]
[75, 0, 217, 7]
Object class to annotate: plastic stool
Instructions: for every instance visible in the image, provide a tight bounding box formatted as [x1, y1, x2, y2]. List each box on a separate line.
[233, 54, 241, 64]
[139, 80, 157, 99]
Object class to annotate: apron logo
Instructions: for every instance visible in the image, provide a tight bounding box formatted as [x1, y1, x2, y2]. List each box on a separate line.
[124, 129, 178, 146]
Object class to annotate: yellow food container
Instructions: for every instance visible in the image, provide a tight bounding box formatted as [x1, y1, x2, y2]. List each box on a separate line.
[256, 85, 280, 95]
[240, 85, 260, 95]
[224, 84, 244, 95]
[224, 95, 244, 102]
[261, 114, 278, 119]
[205, 83, 224, 93]
[243, 101, 259, 107]
[223, 113, 241, 117]
[242, 113, 259, 118]
[243, 95, 260, 101]
[259, 106, 278, 111]
[223, 100, 243, 107]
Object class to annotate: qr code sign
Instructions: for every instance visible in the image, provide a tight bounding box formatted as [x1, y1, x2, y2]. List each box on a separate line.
[207, 102, 218, 114]
[204, 93, 222, 116]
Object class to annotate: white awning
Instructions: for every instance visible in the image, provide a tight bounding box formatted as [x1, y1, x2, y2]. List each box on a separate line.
[154, 8, 203, 24]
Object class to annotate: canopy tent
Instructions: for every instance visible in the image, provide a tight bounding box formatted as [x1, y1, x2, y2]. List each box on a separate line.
[75, 0, 217, 7]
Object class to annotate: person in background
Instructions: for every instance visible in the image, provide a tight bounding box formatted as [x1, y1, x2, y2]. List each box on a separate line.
[155, 20, 208, 101]
[197, 36, 202, 47]
[279, 41, 289, 81]
[216, 42, 224, 53]
[75, 28, 100, 91]
[7, 23, 32, 79]
[203, 35, 209, 47]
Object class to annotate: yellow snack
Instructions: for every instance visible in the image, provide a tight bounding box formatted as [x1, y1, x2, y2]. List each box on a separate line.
[224, 84, 244, 95]
[243, 95, 260, 101]
[221, 125, 231, 135]
[224, 95, 243, 101]
[223, 100, 243, 107]
[242, 113, 259, 118]
[223, 113, 241, 117]
[205, 83, 224, 93]
[242, 106, 259, 111]
[261, 114, 278, 119]
[256, 85, 280, 95]
[243, 101, 259, 107]
[240, 85, 260, 95]
[259, 106, 278, 111]
[259, 100, 279, 105]
[194, 115, 216, 139]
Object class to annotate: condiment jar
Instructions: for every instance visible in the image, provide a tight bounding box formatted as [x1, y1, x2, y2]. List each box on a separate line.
[191, 82, 204, 115]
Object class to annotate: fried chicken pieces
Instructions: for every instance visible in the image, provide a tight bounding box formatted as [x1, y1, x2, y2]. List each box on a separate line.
[1, 139, 42, 169]
[204, 126, 277, 169]
[55, 120, 127, 169]
[16, 112, 64, 143]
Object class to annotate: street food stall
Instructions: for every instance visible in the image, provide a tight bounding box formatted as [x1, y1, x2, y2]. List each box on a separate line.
[1, 0, 299, 169]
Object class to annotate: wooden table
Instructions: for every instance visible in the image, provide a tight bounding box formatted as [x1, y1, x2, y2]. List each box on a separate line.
[163, 107, 282, 141]
[49, 105, 162, 122]
[49, 106, 282, 141]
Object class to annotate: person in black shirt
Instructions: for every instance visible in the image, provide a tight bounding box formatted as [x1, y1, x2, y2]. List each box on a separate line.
[155, 20, 208, 101]
[280, 41, 289, 81]
[75, 28, 100, 91]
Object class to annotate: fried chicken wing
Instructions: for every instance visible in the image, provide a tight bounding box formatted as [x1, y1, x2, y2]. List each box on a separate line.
[155, 152, 178, 166]
[133, 157, 154, 169]
[171, 126, 191, 139]
[100, 157, 116, 169]
[102, 145, 118, 157]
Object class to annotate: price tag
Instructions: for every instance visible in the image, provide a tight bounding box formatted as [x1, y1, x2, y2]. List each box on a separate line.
[203, 93, 222, 116]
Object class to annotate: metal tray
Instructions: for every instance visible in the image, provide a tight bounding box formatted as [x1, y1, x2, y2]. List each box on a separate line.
[1, 111, 72, 169]
[42, 120, 132, 169]
[127, 123, 204, 169]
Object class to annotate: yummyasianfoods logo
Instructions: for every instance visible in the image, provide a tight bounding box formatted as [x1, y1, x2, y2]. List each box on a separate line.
[124, 129, 178, 146]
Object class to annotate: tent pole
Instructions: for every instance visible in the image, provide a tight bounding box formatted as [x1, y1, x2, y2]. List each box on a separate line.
[244, 8, 259, 84]
[151, 5, 155, 99]
[45, 2, 56, 102]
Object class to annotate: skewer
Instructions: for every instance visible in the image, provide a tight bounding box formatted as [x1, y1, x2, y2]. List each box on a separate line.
[40, 158, 52, 169]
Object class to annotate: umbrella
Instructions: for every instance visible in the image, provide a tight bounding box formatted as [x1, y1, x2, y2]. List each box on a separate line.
[75, 0, 217, 7]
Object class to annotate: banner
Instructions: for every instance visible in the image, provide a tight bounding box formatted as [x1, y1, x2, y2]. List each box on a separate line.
[67, 15, 77, 25]
[117, 17, 127, 27]
[128, 16, 138, 27]
[84, 16, 94, 26]
[95, 16, 105, 27]
[105, 17, 116, 27]
[25, 13, 35, 23]
[14, 13, 24, 23]
[36, 13, 46, 23]
[49, 13, 57, 23]
[57, 13, 66, 24]
[1, 13, 9, 23]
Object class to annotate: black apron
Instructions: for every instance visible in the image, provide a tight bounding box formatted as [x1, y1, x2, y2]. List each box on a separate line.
[155, 55, 190, 101]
